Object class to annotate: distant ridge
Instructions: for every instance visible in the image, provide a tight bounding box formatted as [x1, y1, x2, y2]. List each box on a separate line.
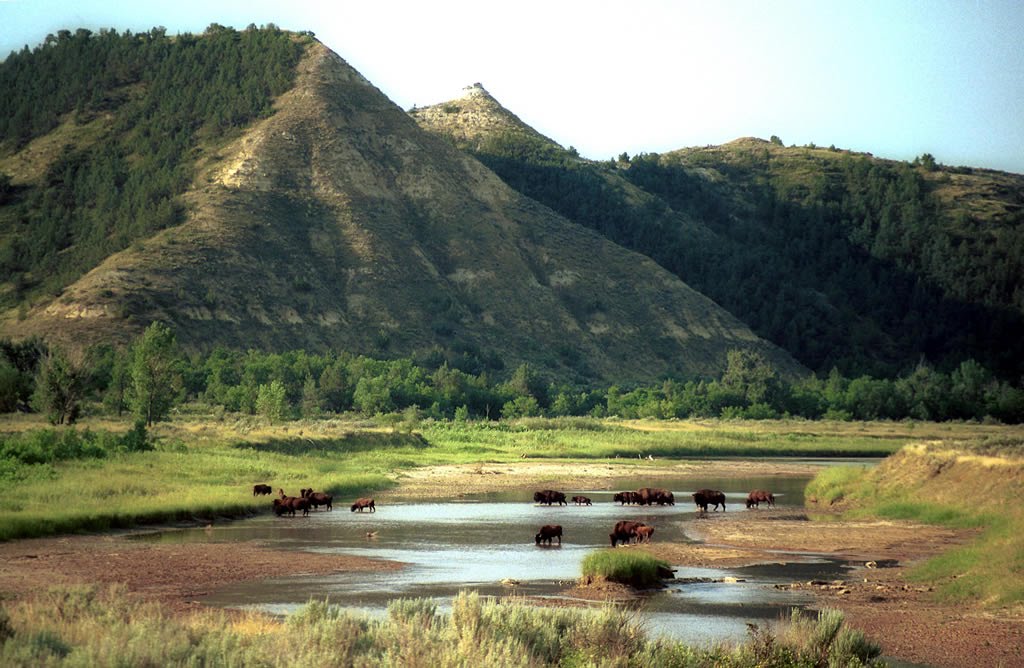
[413, 83, 1024, 378]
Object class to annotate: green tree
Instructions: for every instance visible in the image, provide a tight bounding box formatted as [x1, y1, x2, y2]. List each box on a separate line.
[299, 374, 320, 418]
[720, 349, 781, 407]
[501, 395, 540, 419]
[31, 348, 86, 424]
[256, 380, 289, 423]
[130, 322, 183, 426]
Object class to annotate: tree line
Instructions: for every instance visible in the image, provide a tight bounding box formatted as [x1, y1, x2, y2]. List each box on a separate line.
[5, 324, 1023, 426]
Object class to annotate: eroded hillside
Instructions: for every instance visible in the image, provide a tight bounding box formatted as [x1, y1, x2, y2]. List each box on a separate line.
[1, 37, 802, 384]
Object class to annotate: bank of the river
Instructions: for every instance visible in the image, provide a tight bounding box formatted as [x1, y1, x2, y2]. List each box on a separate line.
[1, 457, 1021, 667]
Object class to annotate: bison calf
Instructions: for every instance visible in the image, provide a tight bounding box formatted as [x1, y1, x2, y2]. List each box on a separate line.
[571, 495, 592, 506]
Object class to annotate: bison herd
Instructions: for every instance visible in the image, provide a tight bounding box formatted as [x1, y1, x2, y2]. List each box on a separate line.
[253, 481, 775, 550]
[256, 485, 370, 518]
[533, 485, 776, 549]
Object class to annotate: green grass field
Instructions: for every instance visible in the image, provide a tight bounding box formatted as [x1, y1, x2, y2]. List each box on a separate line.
[1, 413, 1020, 542]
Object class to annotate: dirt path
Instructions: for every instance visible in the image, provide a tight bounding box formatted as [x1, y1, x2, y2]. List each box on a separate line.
[0, 460, 1021, 667]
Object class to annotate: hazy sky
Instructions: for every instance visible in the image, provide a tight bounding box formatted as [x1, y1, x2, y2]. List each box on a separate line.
[3, 0, 1023, 173]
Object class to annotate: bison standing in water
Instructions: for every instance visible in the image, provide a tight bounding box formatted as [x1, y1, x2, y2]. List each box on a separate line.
[635, 487, 675, 506]
[613, 491, 632, 505]
[535, 524, 563, 546]
[571, 495, 592, 506]
[533, 490, 567, 506]
[610, 520, 648, 547]
[634, 525, 654, 543]
[274, 490, 310, 517]
[692, 489, 726, 512]
[746, 490, 775, 509]
[350, 497, 375, 513]
[302, 489, 333, 511]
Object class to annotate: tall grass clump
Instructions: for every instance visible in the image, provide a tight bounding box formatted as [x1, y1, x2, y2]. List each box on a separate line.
[581, 549, 671, 588]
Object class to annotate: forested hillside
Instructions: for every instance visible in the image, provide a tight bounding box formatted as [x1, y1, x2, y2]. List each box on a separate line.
[414, 93, 1024, 380]
[0, 25, 305, 305]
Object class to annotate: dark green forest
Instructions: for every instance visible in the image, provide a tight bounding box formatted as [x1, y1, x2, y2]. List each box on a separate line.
[468, 134, 1024, 381]
[6, 326, 1024, 430]
[0, 25, 305, 303]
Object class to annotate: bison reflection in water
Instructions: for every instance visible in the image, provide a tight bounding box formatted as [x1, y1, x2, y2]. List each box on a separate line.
[535, 524, 562, 546]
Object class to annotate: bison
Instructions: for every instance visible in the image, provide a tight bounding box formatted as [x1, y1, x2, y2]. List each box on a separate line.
[350, 497, 375, 513]
[253, 484, 272, 496]
[745, 490, 775, 509]
[692, 488, 726, 512]
[634, 525, 654, 543]
[535, 524, 563, 546]
[273, 493, 310, 517]
[307, 491, 333, 511]
[636, 487, 675, 506]
[571, 495, 592, 506]
[533, 490, 567, 506]
[613, 491, 642, 505]
[610, 520, 647, 547]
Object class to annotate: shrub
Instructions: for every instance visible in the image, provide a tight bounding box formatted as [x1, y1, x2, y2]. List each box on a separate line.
[580, 550, 671, 588]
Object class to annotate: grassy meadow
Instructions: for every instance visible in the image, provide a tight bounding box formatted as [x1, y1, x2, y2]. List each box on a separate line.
[1, 412, 1020, 542]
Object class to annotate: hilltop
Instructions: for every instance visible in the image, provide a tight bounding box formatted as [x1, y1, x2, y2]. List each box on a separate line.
[0, 28, 802, 384]
[413, 93, 1024, 379]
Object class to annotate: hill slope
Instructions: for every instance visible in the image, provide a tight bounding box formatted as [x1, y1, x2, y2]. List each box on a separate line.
[0, 33, 802, 384]
[413, 92, 1024, 379]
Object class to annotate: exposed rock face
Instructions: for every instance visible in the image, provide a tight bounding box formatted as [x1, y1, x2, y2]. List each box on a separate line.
[8, 40, 802, 383]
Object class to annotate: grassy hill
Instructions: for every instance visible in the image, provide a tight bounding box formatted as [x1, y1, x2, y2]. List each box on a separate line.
[0, 28, 802, 386]
[413, 94, 1024, 380]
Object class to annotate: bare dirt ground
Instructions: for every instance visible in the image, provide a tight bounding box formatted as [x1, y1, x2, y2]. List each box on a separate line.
[0, 533, 400, 614]
[0, 460, 1021, 667]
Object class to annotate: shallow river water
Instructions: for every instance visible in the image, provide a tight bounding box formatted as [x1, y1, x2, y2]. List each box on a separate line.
[139, 469, 865, 646]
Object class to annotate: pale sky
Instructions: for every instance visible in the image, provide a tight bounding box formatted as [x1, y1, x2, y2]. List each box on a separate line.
[2, 0, 1023, 173]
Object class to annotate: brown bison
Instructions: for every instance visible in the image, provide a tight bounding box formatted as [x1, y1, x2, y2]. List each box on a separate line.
[274, 492, 310, 517]
[634, 525, 655, 543]
[610, 520, 647, 547]
[350, 497, 375, 513]
[692, 489, 726, 512]
[571, 495, 592, 506]
[613, 491, 638, 505]
[305, 491, 333, 511]
[746, 490, 775, 509]
[533, 490, 567, 506]
[253, 484, 272, 496]
[636, 487, 675, 506]
[535, 524, 563, 546]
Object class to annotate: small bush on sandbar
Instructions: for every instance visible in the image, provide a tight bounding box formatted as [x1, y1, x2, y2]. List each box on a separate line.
[581, 549, 671, 588]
